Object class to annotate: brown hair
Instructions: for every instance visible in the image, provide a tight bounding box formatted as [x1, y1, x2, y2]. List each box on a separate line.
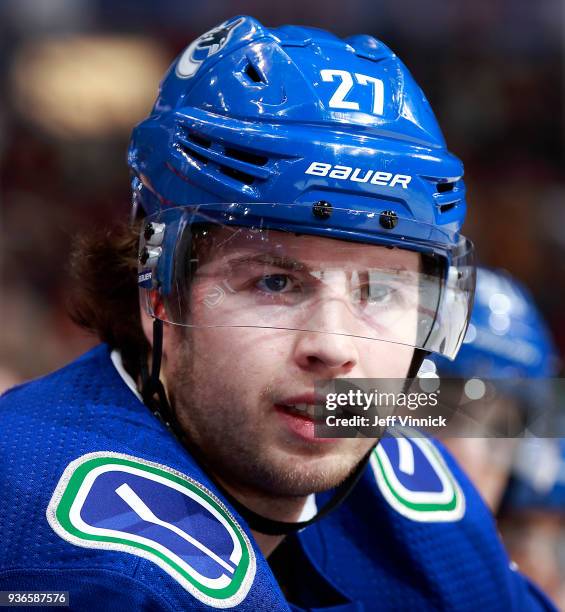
[68, 222, 149, 377]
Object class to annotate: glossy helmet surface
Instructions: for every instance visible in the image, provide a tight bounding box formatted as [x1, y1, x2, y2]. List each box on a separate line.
[129, 15, 466, 242]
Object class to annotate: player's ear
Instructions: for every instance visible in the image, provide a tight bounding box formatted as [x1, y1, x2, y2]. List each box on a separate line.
[140, 291, 168, 350]
[140, 307, 154, 347]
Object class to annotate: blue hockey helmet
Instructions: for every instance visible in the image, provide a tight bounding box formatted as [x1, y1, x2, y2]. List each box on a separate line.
[128, 16, 475, 359]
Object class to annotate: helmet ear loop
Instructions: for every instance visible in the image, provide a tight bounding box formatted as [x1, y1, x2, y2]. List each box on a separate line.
[140, 290, 167, 406]
[140, 317, 186, 444]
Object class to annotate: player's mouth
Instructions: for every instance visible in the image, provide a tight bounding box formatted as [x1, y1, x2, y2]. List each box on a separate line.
[275, 393, 326, 420]
[274, 393, 336, 443]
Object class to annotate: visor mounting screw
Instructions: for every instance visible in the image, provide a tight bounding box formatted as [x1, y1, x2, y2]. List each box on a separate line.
[139, 246, 162, 266]
[144, 222, 165, 245]
[144, 223, 155, 240]
[312, 200, 332, 220]
[379, 210, 398, 229]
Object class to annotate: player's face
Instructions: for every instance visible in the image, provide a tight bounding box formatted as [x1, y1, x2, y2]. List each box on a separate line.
[161, 231, 419, 497]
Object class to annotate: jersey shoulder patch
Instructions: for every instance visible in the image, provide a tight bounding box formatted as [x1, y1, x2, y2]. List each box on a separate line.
[371, 429, 465, 522]
[46, 452, 256, 608]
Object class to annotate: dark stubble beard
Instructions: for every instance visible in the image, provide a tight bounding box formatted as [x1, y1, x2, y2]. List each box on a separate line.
[165, 331, 373, 498]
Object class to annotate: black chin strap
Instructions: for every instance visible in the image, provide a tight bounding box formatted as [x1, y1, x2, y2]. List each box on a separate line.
[140, 318, 374, 536]
[140, 319, 186, 443]
[218, 449, 373, 535]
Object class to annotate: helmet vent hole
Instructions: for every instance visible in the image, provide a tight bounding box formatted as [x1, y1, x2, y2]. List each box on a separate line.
[244, 62, 265, 84]
[220, 165, 255, 184]
[439, 202, 456, 214]
[188, 132, 212, 148]
[177, 144, 208, 165]
[224, 147, 268, 166]
[437, 181, 455, 193]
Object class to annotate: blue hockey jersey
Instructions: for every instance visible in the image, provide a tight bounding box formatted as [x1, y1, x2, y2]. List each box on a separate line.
[0, 345, 556, 611]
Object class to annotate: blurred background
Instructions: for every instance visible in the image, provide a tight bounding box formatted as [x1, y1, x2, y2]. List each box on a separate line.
[1, 0, 564, 606]
[0, 0, 563, 384]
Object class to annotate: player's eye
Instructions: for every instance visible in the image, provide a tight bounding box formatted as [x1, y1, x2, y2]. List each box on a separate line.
[255, 274, 297, 294]
[353, 282, 397, 305]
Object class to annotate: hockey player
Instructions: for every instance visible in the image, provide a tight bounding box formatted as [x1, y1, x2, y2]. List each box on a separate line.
[0, 17, 556, 610]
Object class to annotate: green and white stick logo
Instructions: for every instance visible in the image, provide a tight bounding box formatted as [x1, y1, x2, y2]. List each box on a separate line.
[47, 452, 256, 608]
[372, 431, 465, 522]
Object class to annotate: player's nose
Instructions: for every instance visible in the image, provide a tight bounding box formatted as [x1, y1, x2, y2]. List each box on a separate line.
[292, 297, 360, 375]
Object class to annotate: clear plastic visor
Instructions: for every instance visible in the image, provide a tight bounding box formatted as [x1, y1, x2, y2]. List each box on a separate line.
[138, 205, 475, 359]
